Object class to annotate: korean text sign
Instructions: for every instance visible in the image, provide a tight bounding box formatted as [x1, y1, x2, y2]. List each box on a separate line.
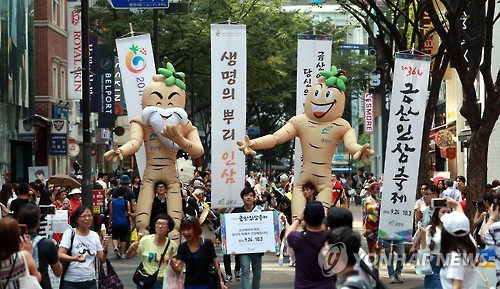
[221, 211, 279, 254]
[210, 24, 246, 208]
[293, 34, 332, 184]
[379, 53, 431, 241]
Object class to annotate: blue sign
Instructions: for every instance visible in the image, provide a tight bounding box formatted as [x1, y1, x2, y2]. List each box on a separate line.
[108, 0, 169, 9]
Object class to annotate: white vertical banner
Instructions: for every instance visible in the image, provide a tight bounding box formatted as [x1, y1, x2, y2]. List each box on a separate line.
[379, 53, 431, 241]
[210, 24, 246, 209]
[115, 34, 157, 177]
[67, 1, 82, 100]
[294, 34, 332, 184]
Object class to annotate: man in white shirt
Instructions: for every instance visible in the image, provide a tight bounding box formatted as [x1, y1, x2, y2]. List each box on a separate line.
[246, 171, 256, 188]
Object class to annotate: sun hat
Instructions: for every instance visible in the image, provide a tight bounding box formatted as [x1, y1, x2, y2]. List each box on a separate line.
[120, 175, 131, 184]
[441, 211, 470, 237]
[68, 188, 82, 195]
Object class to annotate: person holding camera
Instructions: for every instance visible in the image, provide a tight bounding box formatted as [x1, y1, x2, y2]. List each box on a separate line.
[480, 194, 500, 285]
[473, 192, 494, 249]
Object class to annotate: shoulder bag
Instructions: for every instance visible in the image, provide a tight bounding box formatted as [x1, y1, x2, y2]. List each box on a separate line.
[59, 228, 75, 289]
[98, 259, 124, 289]
[19, 252, 43, 289]
[133, 238, 171, 288]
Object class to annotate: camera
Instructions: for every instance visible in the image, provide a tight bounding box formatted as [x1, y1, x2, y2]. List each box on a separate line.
[39, 205, 56, 215]
[472, 199, 484, 207]
[431, 198, 447, 208]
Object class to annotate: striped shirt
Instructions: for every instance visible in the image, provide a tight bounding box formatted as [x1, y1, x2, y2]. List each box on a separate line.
[482, 221, 500, 280]
[0, 252, 27, 289]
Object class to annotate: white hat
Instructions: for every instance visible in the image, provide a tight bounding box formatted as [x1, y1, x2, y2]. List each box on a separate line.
[68, 188, 82, 195]
[279, 174, 289, 182]
[441, 211, 470, 237]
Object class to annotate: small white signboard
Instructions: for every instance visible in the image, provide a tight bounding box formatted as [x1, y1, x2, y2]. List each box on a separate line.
[221, 211, 279, 254]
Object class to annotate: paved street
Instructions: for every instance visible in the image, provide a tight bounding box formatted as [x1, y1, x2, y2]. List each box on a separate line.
[107, 203, 424, 289]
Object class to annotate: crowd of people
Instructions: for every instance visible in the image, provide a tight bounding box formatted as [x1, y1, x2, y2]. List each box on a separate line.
[2, 168, 500, 289]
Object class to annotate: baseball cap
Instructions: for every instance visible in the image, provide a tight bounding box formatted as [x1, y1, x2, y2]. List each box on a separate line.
[120, 175, 131, 184]
[441, 211, 470, 237]
[324, 207, 353, 229]
[304, 201, 325, 224]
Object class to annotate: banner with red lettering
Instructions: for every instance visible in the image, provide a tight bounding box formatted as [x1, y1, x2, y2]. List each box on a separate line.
[293, 34, 332, 184]
[379, 52, 431, 241]
[67, 1, 82, 100]
[210, 24, 246, 209]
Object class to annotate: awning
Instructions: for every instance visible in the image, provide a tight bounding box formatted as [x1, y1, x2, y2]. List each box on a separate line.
[22, 114, 52, 127]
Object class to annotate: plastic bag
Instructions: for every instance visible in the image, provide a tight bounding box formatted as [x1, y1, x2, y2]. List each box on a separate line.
[415, 248, 433, 275]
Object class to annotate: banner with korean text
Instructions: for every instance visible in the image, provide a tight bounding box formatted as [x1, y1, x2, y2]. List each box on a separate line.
[221, 211, 279, 254]
[379, 53, 431, 241]
[210, 24, 246, 208]
[116, 34, 157, 177]
[67, 1, 82, 100]
[293, 34, 332, 184]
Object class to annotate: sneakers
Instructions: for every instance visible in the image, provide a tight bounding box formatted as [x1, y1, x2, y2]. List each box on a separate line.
[234, 270, 241, 281]
[114, 248, 121, 259]
[224, 275, 232, 283]
[389, 276, 397, 284]
[395, 274, 404, 283]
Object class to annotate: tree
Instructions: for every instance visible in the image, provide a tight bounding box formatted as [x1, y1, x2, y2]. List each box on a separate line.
[424, 0, 500, 215]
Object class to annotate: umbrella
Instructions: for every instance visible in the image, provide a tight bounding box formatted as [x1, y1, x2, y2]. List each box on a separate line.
[47, 174, 81, 189]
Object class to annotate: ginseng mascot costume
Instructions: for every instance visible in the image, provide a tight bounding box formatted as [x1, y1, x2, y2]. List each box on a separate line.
[105, 63, 204, 242]
[237, 65, 375, 218]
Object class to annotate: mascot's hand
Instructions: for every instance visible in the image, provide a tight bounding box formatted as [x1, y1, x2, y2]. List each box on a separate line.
[162, 124, 185, 145]
[104, 141, 124, 162]
[353, 143, 375, 163]
[236, 135, 256, 156]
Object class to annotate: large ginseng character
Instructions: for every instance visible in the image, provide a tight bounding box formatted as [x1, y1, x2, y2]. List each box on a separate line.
[237, 65, 374, 218]
[105, 63, 204, 242]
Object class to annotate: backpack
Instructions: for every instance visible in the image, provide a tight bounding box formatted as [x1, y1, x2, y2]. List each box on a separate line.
[32, 235, 45, 268]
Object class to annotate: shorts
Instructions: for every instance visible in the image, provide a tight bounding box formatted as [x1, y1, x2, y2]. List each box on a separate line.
[111, 225, 130, 242]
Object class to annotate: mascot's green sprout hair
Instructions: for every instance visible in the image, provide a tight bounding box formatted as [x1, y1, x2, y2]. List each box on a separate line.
[320, 65, 347, 91]
[158, 62, 186, 90]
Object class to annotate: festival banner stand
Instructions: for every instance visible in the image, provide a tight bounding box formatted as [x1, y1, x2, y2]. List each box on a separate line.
[379, 51, 431, 241]
[220, 211, 279, 254]
[210, 23, 246, 209]
[115, 32, 157, 177]
[293, 33, 332, 185]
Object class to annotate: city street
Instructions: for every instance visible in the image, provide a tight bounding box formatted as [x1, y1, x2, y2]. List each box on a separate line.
[107, 202, 424, 289]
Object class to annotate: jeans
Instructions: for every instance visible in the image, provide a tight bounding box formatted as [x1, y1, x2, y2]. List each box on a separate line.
[223, 254, 240, 275]
[383, 240, 404, 277]
[63, 280, 97, 289]
[424, 255, 442, 289]
[239, 253, 263, 289]
[137, 279, 163, 289]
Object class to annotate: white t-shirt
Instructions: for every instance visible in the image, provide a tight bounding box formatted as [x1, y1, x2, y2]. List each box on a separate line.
[425, 225, 442, 254]
[96, 180, 108, 189]
[60, 228, 103, 282]
[440, 251, 477, 289]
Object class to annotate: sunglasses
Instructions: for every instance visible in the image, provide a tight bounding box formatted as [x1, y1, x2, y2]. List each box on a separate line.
[182, 215, 196, 222]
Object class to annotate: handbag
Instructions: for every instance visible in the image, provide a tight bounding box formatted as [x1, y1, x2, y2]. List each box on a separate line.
[98, 259, 124, 289]
[163, 263, 184, 289]
[59, 228, 75, 289]
[133, 238, 171, 288]
[415, 248, 433, 275]
[208, 262, 222, 289]
[19, 252, 43, 289]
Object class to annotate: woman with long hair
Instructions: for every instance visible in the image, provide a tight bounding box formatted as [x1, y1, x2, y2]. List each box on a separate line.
[422, 206, 451, 289]
[58, 205, 109, 289]
[437, 180, 446, 197]
[126, 213, 178, 289]
[0, 217, 41, 287]
[170, 215, 227, 289]
[440, 198, 477, 289]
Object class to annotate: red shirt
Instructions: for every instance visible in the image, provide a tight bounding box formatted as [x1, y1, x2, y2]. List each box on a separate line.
[332, 181, 343, 202]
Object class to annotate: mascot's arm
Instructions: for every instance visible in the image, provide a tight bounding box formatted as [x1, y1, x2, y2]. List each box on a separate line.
[237, 122, 297, 156]
[162, 121, 204, 158]
[119, 119, 145, 156]
[343, 126, 375, 162]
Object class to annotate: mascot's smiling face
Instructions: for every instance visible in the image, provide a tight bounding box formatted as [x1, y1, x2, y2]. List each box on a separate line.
[142, 74, 186, 110]
[304, 77, 345, 123]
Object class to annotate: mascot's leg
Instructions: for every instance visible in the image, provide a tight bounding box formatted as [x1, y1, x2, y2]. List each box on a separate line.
[136, 179, 155, 236]
[316, 186, 333, 211]
[167, 182, 182, 244]
[291, 185, 306, 220]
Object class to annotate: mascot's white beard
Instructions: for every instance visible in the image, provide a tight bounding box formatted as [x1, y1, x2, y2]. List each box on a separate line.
[141, 106, 188, 150]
